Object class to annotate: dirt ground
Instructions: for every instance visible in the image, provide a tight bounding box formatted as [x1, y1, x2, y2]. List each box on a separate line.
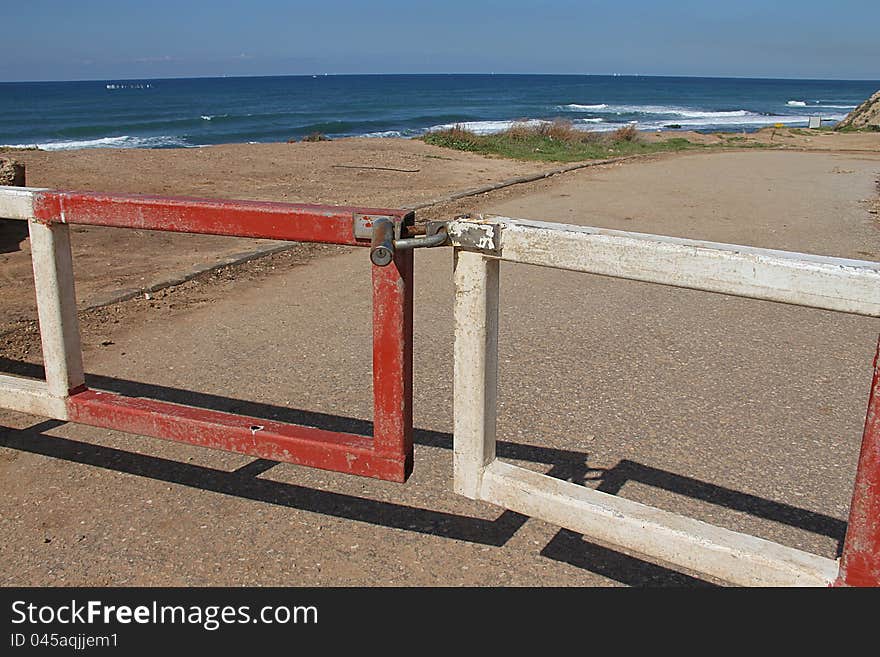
[0, 138, 552, 334]
[1, 135, 879, 586]
[3, 130, 878, 336]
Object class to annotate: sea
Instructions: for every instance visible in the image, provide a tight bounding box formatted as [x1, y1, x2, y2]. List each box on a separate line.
[0, 74, 877, 151]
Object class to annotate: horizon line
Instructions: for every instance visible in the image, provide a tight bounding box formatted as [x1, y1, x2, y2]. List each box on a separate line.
[2, 72, 879, 84]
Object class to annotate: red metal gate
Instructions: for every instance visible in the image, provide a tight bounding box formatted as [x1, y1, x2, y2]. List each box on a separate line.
[11, 190, 414, 482]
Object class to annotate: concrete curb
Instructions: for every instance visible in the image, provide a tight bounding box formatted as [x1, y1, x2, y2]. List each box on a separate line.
[82, 243, 296, 311]
[404, 155, 638, 210]
[89, 156, 640, 310]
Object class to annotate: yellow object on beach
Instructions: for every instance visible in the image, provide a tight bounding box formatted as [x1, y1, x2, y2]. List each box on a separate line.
[774, 123, 785, 128]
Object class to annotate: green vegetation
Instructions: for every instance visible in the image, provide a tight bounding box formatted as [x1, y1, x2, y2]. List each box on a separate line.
[420, 120, 703, 162]
[301, 131, 331, 142]
[835, 124, 880, 133]
[722, 135, 774, 148]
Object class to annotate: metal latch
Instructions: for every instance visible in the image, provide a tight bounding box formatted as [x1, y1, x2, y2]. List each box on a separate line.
[370, 220, 449, 266]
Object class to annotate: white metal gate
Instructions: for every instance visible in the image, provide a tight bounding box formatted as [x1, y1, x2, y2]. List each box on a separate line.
[449, 216, 880, 586]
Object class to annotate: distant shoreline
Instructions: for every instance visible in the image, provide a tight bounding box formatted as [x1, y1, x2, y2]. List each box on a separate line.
[0, 124, 860, 155]
[1, 74, 873, 151]
[3, 72, 880, 85]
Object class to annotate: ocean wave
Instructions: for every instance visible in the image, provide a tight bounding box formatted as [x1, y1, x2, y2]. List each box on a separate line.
[562, 103, 757, 119]
[815, 104, 857, 109]
[362, 130, 405, 138]
[0, 135, 192, 151]
[200, 114, 229, 121]
[559, 103, 608, 111]
[425, 108, 849, 137]
[361, 129, 427, 138]
[611, 106, 753, 118]
[427, 119, 548, 135]
[787, 100, 807, 106]
[635, 112, 847, 131]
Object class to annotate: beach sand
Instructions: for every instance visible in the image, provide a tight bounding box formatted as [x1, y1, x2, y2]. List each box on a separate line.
[1, 133, 879, 585]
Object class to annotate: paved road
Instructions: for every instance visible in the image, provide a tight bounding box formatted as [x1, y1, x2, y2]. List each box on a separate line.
[2, 150, 879, 585]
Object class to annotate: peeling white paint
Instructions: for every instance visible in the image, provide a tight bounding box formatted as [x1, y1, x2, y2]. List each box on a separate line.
[0, 186, 47, 221]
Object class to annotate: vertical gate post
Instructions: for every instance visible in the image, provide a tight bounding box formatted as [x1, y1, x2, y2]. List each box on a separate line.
[836, 337, 880, 586]
[28, 220, 85, 404]
[371, 248, 414, 478]
[453, 250, 500, 498]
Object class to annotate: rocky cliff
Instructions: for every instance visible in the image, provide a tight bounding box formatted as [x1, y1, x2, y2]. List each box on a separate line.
[836, 89, 880, 130]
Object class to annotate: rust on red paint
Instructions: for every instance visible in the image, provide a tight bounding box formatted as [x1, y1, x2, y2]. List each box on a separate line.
[32, 190, 412, 245]
[28, 188, 415, 482]
[371, 248, 414, 478]
[67, 389, 410, 482]
[835, 337, 880, 586]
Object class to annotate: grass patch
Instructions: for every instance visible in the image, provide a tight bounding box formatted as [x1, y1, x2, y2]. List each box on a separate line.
[420, 120, 702, 162]
[722, 135, 775, 148]
[835, 124, 880, 133]
[300, 131, 331, 142]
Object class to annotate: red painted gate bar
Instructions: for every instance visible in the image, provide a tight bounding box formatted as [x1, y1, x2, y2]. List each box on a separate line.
[32, 190, 411, 243]
[29, 189, 415, 482]
[371, 248, 414, 473]
[836, 339, 880, 586]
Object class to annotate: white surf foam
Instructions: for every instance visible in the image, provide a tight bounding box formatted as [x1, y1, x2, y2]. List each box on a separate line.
[560, 103, 608, 111]
[1, 135, 191, 151]
[427, 119, 549, 135]
[424, 110, 839, 135]
[635, 112, 847, 131]
[360, 130, 421, 138]
[787, 100, 807, 106]
[562, 103, 758, 119]
[608, 105, 753, 118]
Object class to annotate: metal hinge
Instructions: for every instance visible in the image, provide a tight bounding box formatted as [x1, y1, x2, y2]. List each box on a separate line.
[365, 214, 503, 266]
[369, 219, 450, 266]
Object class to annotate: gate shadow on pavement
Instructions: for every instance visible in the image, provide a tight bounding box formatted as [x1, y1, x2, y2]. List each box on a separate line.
[540, 459, 848, 585]
[0, 357, 848, 586]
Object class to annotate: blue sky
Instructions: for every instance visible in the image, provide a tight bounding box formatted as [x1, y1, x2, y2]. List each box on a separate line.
[2, 0, 878, 81]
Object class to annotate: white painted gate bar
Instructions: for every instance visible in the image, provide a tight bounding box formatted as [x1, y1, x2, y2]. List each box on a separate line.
[0, 186, 44, 222]
[28, 220, 85, 400]
[448, 217, 880, 317]
[451, 215, 880, 586]
[1, 186, 81, 419]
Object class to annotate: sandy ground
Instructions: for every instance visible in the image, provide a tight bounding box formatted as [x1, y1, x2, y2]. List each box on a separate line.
[1, 137, 879, 586]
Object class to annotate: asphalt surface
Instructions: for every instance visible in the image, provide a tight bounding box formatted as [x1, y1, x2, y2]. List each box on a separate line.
[1, 150, 879, 586]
